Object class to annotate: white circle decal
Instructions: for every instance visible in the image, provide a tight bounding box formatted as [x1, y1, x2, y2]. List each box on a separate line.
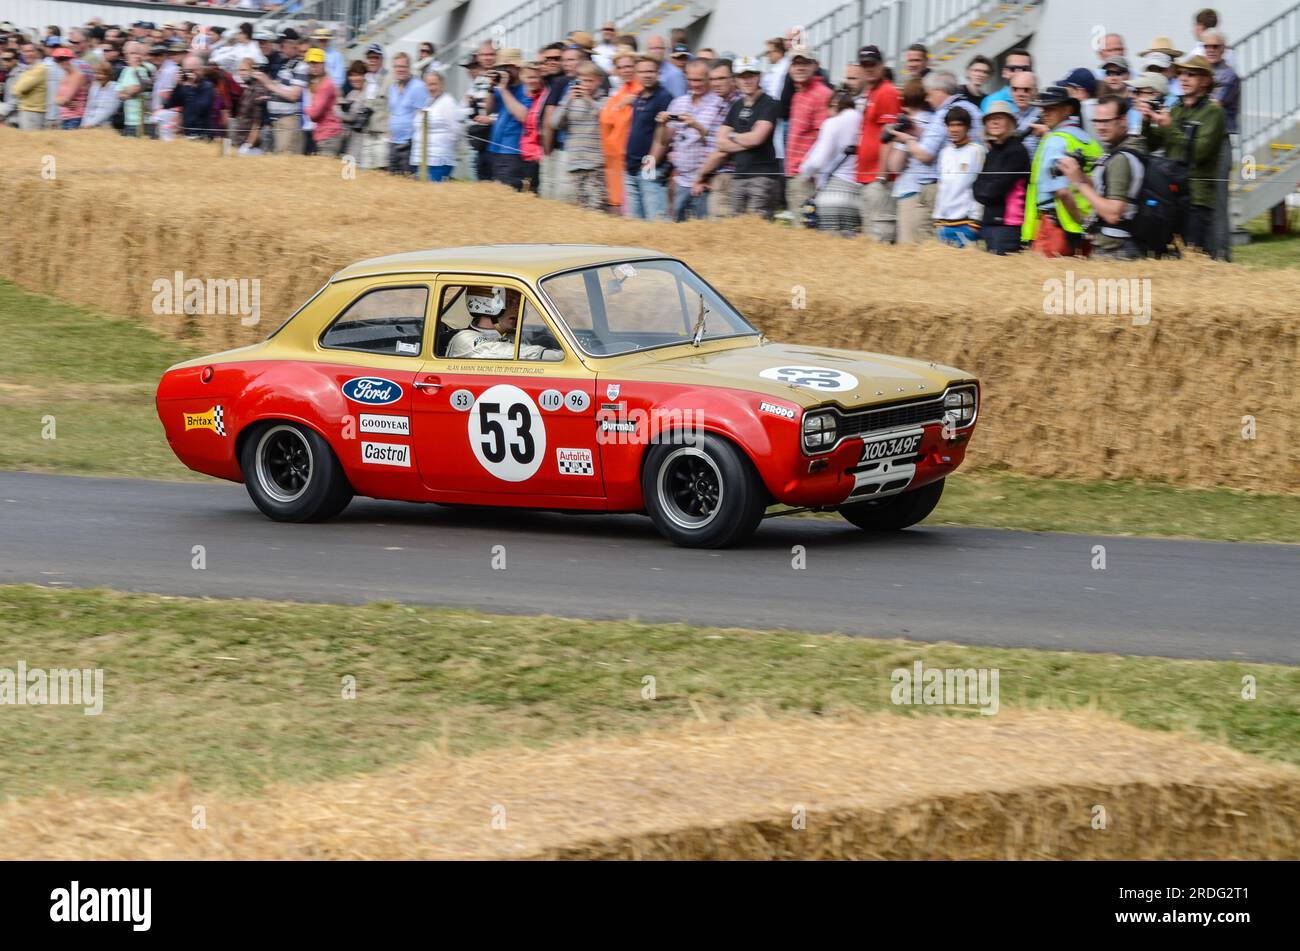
[538, 388, 564, 412]
[563, 389, 591, 412]
[760, 366, 859, 392]
[449, 388, 475, 412]
[468, 384, 546, 482]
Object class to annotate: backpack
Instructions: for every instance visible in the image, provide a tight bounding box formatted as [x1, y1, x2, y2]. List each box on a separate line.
[1114, 148, 1192, 256]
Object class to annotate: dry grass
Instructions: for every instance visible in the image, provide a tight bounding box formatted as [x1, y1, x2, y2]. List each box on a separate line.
[4, 710, 1297, 860]
[2, 130, 1296, 491]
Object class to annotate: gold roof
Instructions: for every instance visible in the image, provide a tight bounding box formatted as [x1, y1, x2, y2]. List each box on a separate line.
[331, 245, 671, 283]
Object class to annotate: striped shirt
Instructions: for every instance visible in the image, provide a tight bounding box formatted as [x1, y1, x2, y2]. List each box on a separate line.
[666, 91, 728, 187]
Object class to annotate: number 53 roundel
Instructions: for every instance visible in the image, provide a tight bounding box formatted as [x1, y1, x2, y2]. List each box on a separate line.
[468, 384, 545, 482]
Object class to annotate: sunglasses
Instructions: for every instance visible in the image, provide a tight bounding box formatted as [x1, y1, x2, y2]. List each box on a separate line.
[1203, 44, 1224, 50]
[1005, 64, 1031, 72]
[1103, 68, 1127, 76]
[543, 55, 561, 62]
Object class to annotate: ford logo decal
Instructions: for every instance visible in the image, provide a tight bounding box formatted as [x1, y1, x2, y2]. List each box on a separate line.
[342, 377, 403, 405]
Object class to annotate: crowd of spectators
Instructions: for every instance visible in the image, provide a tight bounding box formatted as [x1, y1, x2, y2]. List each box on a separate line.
[1, 8, 1244, 259]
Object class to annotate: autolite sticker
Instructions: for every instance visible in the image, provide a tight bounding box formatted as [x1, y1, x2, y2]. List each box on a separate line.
[359, 413, 410, 435]
[361, 441, 410, 467]
[183, 405, 226, 436]
[556, 447, 594, 476]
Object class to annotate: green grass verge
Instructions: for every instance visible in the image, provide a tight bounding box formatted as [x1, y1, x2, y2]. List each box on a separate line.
[1, 280, 1296, 540]
[1, 585, 1296, 799]
[1236, 209, 1300, 270]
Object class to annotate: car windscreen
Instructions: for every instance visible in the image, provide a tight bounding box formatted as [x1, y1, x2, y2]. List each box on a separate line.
[540, 259, 757, 357]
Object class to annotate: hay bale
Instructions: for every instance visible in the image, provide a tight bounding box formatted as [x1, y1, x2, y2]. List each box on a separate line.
[3, 711, 1297, 859]
[1, 131, 1295, 491]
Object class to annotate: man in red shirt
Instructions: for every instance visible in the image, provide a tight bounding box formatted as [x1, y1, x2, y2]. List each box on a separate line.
[783, 47, 831, 216]
[854, 45, 900, 242]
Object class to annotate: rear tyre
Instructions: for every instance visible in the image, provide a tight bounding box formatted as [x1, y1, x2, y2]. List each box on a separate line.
[240, 421, 353, 522]
[642, 433, 768, 548]
[838, 478, 944, 532]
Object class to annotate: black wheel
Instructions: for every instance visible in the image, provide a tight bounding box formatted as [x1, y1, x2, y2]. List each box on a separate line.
[839, 478, 945, 532]
[642, 433, 767, 548]
[239, 421, 353, 522]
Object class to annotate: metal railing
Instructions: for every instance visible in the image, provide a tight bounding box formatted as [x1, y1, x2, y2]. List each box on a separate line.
[1233, 0, 1300, 159]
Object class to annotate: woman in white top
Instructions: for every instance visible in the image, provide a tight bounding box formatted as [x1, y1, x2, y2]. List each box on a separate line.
[798, 87, 864, 235]
[409, 70, 466, 182]
[80, 62, 120, 128]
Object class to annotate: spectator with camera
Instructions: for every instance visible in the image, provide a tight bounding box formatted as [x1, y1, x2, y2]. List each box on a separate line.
[114, 42, 153, 136]
[854, 44, 901, 242]
[1022, 85, 1101, 256]
[799, 86, 864, 235]
[551, 61, 608, 210]
[165, 53, 214, 138]
[1139, 55, 1226, 258]
[484, 51, 534, 191]
[659, 59, 727, 220]
[1056, 94, 1148, 260]
[972, 100, 1029, 254]
[540, 44, 587, 202]
[693, 57, 781, 219]
[624, 55, 674, 219]
[882, 79, 934, 243]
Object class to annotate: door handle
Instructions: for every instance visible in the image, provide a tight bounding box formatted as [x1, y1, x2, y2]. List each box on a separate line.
[412, 376, 442, 391]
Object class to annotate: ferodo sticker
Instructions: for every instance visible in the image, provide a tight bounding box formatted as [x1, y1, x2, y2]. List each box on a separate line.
[759, 400, 796, 420]
[342, 376, 404, 405]
[760, 366, 858, 392]
[359, 413, 410, 435]
[469, 383, 545, 482]
[183, 405, 226, 436]
[556, 447, 594, 476]
[361, 441, 411, 467]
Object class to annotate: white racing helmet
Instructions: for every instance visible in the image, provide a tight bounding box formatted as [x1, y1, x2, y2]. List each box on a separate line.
[466, 285, 506, 318]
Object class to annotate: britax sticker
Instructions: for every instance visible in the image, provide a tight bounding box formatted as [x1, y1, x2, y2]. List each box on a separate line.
[361, 441, 411, 467]
[342, 377, 404, 405]
[556, 447, 594, 476]
[359, 413, 410, 435]
[183, 404, 226, 436]
[759, 400, 796, 420]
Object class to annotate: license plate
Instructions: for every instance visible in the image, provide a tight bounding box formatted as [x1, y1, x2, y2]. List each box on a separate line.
[861, 431, 923, 462]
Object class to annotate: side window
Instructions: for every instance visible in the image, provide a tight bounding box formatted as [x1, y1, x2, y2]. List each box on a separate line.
[517, 300, 565, 361]
[320, 286, 428, 357]
[438, 284, 523, 360]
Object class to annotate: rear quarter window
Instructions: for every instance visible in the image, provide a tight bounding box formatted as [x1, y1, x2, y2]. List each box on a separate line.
[319, 286, 429, 357]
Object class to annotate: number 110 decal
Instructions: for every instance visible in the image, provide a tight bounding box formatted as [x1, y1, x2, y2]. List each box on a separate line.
[469, 384, 546, 481]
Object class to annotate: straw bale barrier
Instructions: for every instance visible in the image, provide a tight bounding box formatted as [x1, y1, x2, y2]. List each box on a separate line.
[4, 711, 1297, 859]
[2, 131, 1296, 491]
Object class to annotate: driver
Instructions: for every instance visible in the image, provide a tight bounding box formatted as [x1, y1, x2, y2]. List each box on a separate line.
[446, 286, 562, 360]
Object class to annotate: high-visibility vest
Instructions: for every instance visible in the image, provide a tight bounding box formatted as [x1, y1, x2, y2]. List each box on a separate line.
[1021, 122, 1103, 242]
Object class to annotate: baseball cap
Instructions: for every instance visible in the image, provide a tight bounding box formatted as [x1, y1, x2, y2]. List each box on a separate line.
[1058, 67, 1097, 96]
[1101, 55, 1129, 73]
[1142, 51, 1173, 70]
[52, 47, 73, 59]
[789, 46, 815, 63]
[278, 28, 300, 42]
[1128, 72, 1169, 97]
[44, 36, 61, 47]
[733, 55, 761, 75]
[670, 42, 691, 58]
[366, 43, 384, 55]
[253, 30, 275, 42]
[1031, 85, 1073, 108]
[303, 47, 325, 63]
[857, 44, 883, 64]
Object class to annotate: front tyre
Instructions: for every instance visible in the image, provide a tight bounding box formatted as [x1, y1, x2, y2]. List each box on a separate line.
[642, 434, 767, 548]
[838, 478, 944, 532]
[240, 421, 353, 522]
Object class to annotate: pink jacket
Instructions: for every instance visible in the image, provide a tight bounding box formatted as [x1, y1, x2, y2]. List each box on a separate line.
[786, 75, 831, 176]
[307, 76, 342, 142]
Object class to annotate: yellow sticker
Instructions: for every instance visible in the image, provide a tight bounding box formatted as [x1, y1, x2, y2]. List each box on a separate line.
[183, 406, 226, 436]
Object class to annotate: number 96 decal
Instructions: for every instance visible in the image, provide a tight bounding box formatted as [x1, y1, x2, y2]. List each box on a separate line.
[469, 384, 546, 482]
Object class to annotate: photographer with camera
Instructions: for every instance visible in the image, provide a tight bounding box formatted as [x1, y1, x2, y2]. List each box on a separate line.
[1140, 55, 1226, 258]
[658, 58, 725, 220]
[484, 50, 535, 191]
[1055, 94, 1147, 260]
[164, 53, 214, 138]
[1021, 85, 1101, 257]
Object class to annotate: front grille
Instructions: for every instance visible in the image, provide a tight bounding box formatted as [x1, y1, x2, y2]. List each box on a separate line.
[835, 397, 946, 438]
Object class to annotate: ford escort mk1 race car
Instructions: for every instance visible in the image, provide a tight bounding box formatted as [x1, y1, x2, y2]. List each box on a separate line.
[157, 246, 979, 547]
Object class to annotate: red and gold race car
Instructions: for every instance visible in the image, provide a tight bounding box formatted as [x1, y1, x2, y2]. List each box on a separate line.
[157, 246, 979, 547]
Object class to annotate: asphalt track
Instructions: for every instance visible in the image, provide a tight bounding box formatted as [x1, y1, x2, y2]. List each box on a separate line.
[0, 471, 1295, 663]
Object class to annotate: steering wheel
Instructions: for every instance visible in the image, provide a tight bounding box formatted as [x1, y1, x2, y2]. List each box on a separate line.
[528, 328, 562, 350]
